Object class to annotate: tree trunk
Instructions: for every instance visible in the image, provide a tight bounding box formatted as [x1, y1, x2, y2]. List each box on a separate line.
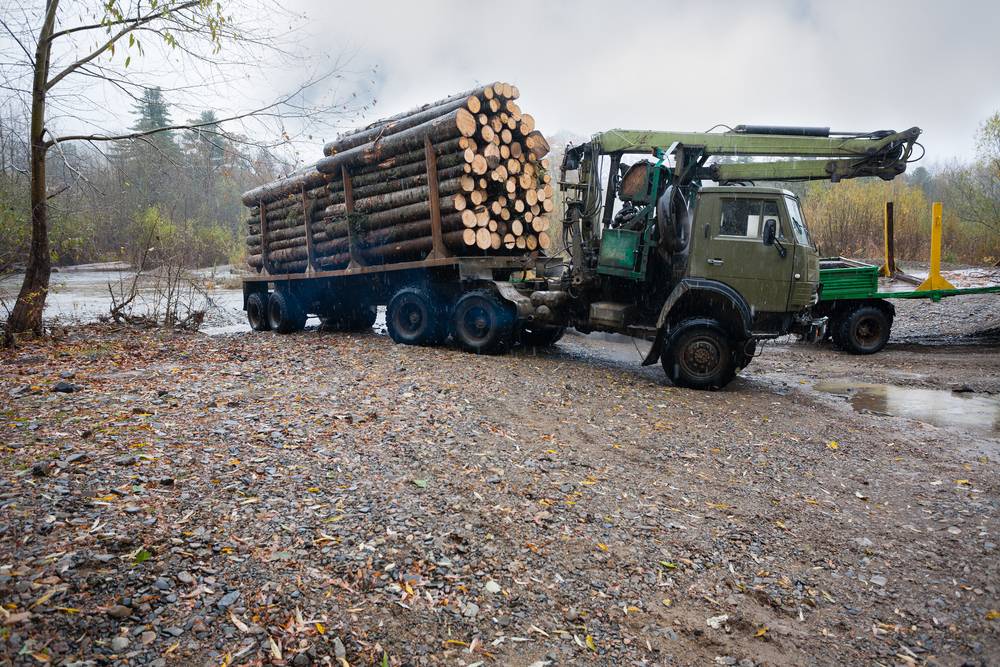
[5, 0, 58, 343]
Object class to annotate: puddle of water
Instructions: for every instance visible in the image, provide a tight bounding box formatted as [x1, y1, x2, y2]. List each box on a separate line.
[814, 381, 1000, 434]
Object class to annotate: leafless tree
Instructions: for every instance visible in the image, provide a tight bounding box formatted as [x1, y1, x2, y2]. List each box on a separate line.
[0, 0, 370, 344]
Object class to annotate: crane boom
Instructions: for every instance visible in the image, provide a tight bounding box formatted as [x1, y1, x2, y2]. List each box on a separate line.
[566, 125, 922, 184]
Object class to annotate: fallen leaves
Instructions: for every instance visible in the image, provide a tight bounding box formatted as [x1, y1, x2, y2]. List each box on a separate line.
[268, 635, 282, 661]
[229, 611, 250, 633]
[130, 547, 152, 566]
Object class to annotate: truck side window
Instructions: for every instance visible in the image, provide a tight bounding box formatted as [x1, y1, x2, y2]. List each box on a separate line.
[719, 199, 763, 237]
[762, 200, 784, 239]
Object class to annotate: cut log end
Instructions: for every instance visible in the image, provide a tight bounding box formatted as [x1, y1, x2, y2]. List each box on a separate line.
[456, 108, 478, 138]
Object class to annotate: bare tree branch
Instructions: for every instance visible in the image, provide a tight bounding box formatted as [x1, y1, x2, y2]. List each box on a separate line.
[45, 0, 201, 92]
[0, 16, 34, 65]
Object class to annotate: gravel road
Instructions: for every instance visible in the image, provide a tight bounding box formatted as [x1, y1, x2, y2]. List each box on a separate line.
[1, 314, 998, 665]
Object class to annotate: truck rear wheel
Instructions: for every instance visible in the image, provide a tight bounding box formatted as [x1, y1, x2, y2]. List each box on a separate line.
[246, 292, 270, 332]
[452, 289, 515, 354]
[267, 291, 307, 334]
[839, 305, 891, 354]
[520, 324, 566, 348]
[387, 287, 446, 345]
[662, 318, 736, 390]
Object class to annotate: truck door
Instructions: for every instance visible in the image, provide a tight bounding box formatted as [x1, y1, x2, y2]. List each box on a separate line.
[690, 195, 792, 313]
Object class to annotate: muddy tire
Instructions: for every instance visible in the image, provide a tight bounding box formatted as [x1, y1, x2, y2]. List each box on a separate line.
[387, 287, 447, 345]
[267, 290, 307, 334]
[840, 305, 891, 355]
[520, 324, 566, 348]
[662, 318, 736, 390]
[452, 289, 516, 354]
[246, 292, 270, 332]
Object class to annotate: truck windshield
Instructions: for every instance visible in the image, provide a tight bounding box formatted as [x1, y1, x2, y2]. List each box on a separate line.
[784, 196, 812, 246]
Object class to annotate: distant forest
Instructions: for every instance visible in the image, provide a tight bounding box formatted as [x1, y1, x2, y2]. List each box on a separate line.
[1, 93, 998, 272]
[0, 87, 282, 273]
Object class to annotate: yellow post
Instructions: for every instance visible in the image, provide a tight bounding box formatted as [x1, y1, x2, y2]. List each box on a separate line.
[879, 201, 895, 278]
[916, 202, 956, 291]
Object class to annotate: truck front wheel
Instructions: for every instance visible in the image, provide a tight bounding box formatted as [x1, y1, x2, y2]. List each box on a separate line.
[663, 319, 736, 390]
[839, 305, 891, 354]
[387, 287, 447, 345]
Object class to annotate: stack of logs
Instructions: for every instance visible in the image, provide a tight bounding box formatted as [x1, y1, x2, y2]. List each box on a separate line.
[242, 82, 553, 274]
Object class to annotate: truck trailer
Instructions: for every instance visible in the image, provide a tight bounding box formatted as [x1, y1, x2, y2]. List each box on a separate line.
[244, 102, 922, 389]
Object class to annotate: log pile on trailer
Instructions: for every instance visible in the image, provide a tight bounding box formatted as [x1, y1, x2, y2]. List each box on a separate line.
[242, 82, 553, 274]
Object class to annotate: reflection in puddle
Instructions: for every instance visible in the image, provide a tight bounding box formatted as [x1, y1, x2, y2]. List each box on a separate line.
[814, 381, 1000, 434]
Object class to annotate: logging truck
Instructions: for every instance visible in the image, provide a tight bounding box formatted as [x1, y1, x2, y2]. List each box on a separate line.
[243, 115, 921, 389]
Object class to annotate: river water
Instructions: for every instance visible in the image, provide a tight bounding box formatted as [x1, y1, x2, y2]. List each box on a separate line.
[0, 263, 251, 335]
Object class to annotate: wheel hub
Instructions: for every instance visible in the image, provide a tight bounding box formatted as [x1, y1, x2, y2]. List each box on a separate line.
[465, 307, 490, 339]
[856, 317, 880, 344]
[683, 339, 721, 375]
[401, 304, 423, 332]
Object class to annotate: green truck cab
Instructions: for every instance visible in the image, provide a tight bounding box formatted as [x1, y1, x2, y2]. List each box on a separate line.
[688, 187, 819, 317]
[522, 147, 824, 389]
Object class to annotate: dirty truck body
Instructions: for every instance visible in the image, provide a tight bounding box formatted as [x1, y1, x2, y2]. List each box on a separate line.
[244, 125, 922, 389]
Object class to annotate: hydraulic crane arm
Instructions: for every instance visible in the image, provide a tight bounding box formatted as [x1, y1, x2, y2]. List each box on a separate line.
[566, 125, 923, 184]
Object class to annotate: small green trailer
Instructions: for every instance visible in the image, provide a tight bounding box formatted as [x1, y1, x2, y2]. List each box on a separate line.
[814, 202, 1000, 354]
[815, 257, 1000, 354]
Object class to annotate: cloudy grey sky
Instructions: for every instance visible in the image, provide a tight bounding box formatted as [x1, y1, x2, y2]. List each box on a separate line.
[3, 0, 998, 166]
[282, 0, 1000, 164]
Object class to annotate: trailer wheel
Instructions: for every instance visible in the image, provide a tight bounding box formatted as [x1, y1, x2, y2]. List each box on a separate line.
[662, 318, 736, 390]
[387, 287, 446, 345]
[520, 324, 566, 348]
[839, 305, 891, 354]
[246, 292, 271, 332]
[452, 289, 515, 354]
[267, 290, 307, 334]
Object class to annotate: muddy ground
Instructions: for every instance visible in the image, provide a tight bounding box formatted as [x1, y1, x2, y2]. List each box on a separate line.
[1, 295, 998, 666]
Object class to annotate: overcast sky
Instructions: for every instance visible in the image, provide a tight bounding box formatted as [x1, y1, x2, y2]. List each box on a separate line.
[4, 1, 999, 167]
[278, 0, 1000, 165]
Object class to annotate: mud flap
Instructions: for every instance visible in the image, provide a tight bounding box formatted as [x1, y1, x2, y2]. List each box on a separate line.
[642, 328, 666, 366]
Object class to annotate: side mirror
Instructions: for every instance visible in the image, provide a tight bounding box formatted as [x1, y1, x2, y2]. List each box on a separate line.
[762, 219, 777, 246]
